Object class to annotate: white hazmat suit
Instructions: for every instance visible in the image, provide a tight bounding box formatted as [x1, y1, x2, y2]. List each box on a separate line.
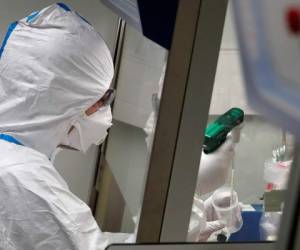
[144, 65, 238, 241]
[0, 3, 132, 249]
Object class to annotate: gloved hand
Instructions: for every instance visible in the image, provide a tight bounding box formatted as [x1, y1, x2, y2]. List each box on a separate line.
[195, 137, 235, 196]
[197, 220, 225, 242]
[188, 196, 225, 242]
[144, 111, 156, 149]
[188, 194, 244, 242]
[204, 195, 244, 241]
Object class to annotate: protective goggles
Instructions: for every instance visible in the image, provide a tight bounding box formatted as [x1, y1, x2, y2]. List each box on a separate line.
[101, 89, 116, 106]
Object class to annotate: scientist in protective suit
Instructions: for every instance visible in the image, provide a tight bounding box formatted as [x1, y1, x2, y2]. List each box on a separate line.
[0, 3, 239, 249]
[144, 66, 242, 242]
[0, 3, 133, 250]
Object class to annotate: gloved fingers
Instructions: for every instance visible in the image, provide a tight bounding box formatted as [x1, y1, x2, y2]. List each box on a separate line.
[201, 135, 235, 156]
[228, 123, 244, 143]
[226, 132, 233, 140]
[193, 196, 205, 210]
[203, 196, 213, 208]
[206, 192, 231, 207]
[236, 122, 245, 130]
[197, 220, 225, 242]
[227, 123, 244, 136]
[218, 137, 235, 153]
[238, 202, 244, 214]
[144, 111, 156, 136]
[204, 194, 243, 222]
[188, 208, 206, 241]
[205, 220, 226, 233]
[203, 196, 217, 222]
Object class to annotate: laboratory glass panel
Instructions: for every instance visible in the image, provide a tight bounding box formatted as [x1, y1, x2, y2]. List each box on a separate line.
[95, 25, 168, 233]
[188, 2, 294, 244]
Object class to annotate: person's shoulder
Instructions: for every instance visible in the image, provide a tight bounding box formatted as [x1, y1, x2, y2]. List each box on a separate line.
[0, 142, 69, 196]
[0, 141, 53, 177]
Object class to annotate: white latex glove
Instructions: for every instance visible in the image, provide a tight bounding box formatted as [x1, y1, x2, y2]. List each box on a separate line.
[204, 196, 244, 240]
[144, 64, 166, 149]
[144, 111, 156, 149]
[196, 137, 235, 196]
[188, 196, 225, 242]
[204, 196, 222, 222]
[198, 221, 225, 242]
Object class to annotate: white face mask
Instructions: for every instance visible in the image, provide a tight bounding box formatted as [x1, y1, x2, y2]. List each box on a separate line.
[62, 106, 113, 153]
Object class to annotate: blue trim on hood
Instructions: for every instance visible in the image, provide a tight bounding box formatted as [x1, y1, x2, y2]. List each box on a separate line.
[57, 3, 71, 12]
[26, 11, 40, 23]
[57, 3, 91, 25]
[0, 134, 23, 146]
[0, 4, 91, 59]
[0, 21, 18, 59]
[76, 12, 92, 25]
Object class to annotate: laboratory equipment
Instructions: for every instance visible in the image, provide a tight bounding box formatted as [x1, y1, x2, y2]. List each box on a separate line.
[260, 145, 292, 241]
[260, 212, 281, 241]
[203, 108, 244, 216]
[212, 187, 243, 234]
[106, 243, 274, 250]
[260, 163, 288, 241]
[264, 160, 291, 191]
[272, 145, 287, 163]
[203, 108, 244, 154]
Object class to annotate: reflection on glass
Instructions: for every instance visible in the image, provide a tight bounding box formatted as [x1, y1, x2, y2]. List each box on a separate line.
[187, 2, 294, 243]
[260, 133, 293, 241]
[102, 25, 167, 233]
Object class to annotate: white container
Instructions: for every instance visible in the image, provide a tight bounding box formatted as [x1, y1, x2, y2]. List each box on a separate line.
[212, 187, 243, 234]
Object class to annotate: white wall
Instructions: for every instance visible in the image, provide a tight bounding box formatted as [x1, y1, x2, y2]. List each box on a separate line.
[209, 2, 256, 115]
[113, 26, 167, 128]
[0, 0, 119, 202]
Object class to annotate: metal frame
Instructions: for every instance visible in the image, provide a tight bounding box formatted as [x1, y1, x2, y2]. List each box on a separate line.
[137, 0, 228, 242]
[106, 242, 274, 250]
[276, 144, 300, 250]
[160, 0, 228, 241]
[293, 196, 300, 250]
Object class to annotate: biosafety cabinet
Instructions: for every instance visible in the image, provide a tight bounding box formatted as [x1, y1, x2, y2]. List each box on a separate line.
[91, 0, 300, 250]
[4, 0, 291, 249]
[2, 0, 299, 249]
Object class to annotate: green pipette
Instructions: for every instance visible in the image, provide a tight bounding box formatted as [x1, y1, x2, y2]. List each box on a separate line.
[203, 108, 244, 154]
